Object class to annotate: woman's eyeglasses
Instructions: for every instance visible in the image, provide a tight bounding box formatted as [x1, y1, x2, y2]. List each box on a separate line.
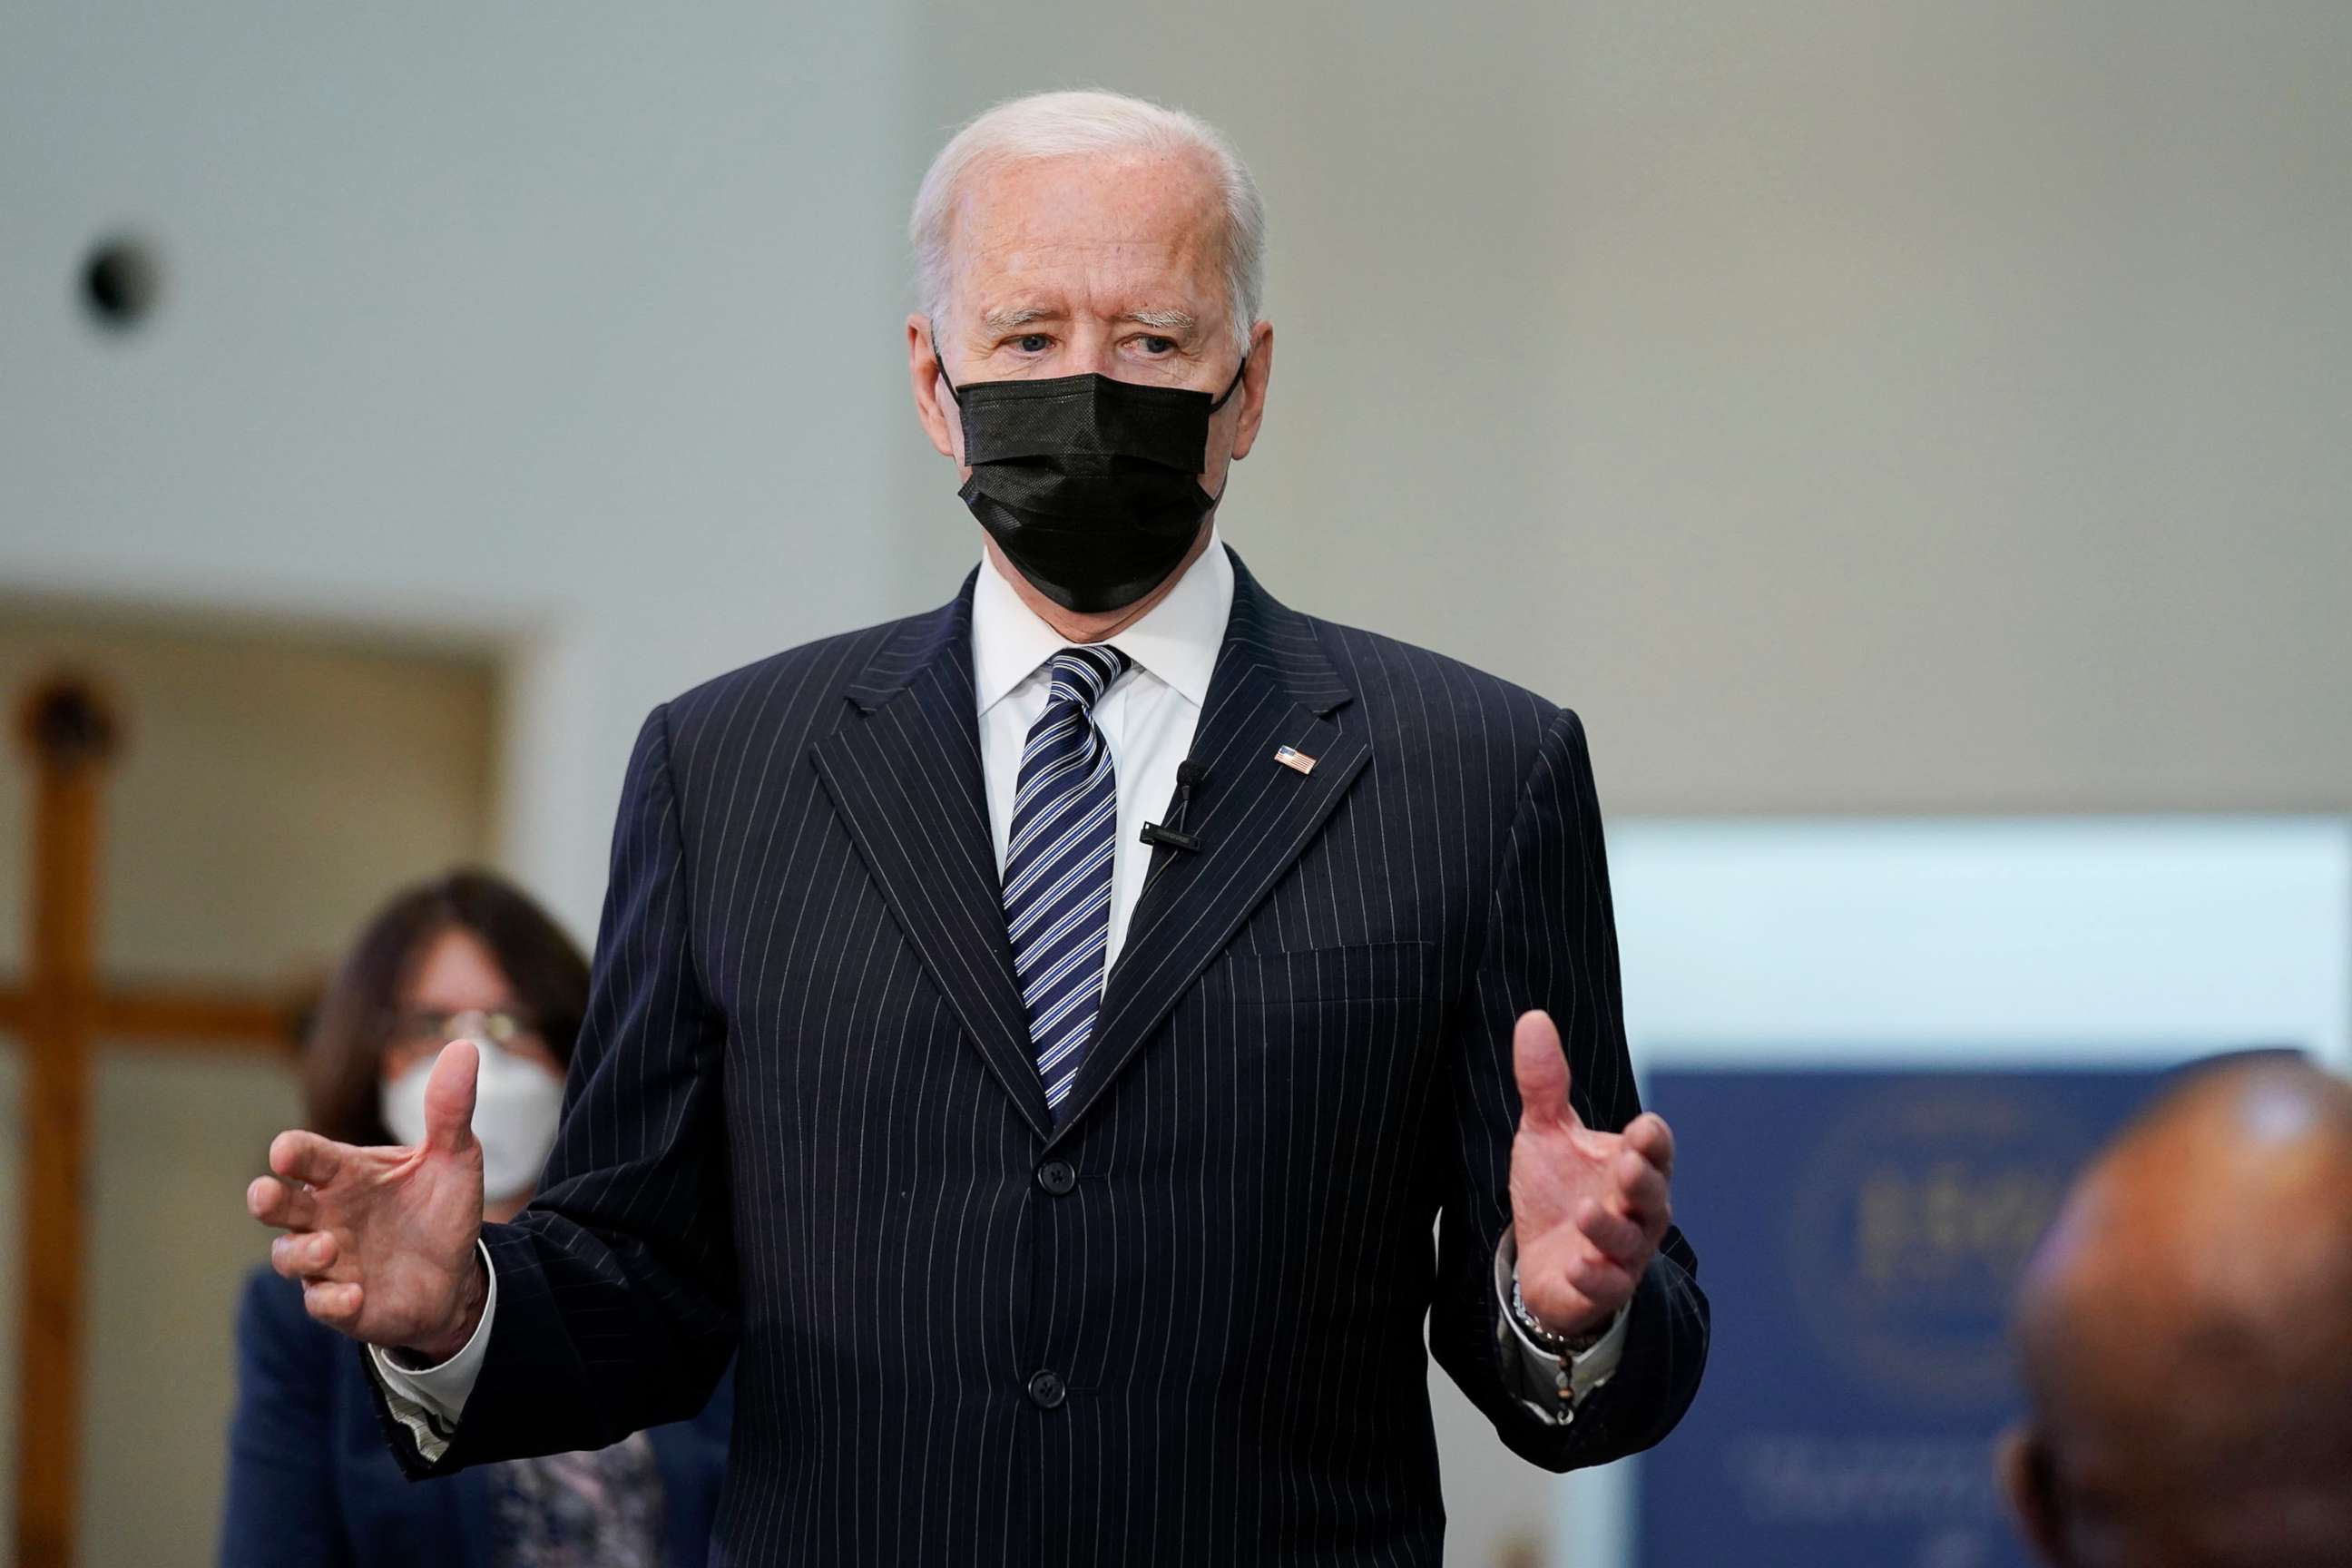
[383, 1008, 538, 1046]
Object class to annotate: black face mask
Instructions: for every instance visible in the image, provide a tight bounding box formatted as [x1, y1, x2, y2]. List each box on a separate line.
[936, 351, 1247, 613]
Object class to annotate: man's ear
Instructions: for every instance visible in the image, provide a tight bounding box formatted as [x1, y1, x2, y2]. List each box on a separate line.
[1227, 318, 1274, 463]
[1997, 1426, 2070, 1567]
[906, 314, 958, 460]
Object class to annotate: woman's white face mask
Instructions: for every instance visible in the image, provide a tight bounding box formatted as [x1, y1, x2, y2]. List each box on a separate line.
[379, 1030, 564, 1202]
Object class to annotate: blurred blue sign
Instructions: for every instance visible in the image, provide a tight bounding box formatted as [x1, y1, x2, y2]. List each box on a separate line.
[1639, 1064, 2176, 1568]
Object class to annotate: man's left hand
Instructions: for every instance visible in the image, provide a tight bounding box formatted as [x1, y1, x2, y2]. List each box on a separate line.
[1507, 1008, 1676, 1340]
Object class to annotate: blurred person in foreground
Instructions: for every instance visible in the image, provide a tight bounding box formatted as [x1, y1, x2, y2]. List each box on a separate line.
[245, 90, 1707, 1565]
[221, 870, 732, 1568]
[2000, 1057, 2352, 1568]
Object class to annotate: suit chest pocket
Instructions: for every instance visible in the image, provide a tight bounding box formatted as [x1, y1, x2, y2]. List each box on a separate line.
[1205, 938, 1445, 1018]
[1188, 941, 1449, 1149]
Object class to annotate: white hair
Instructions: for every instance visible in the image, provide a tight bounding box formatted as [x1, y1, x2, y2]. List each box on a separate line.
[909, 90, 1265, 356]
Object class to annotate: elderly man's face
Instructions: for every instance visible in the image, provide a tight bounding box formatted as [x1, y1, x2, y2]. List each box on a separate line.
[906, 149, 1272, 505]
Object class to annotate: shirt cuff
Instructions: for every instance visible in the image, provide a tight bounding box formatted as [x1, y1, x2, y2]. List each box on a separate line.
[1491, 1223, 1628, 1426]
[365, 1239, 496, 1462]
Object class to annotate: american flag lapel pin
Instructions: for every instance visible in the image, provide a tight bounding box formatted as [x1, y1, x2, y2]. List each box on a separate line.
[1273, 744, 1318, 776]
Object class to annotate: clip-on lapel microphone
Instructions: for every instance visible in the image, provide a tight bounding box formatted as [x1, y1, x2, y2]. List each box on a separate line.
[1140, 760, 1210, 854]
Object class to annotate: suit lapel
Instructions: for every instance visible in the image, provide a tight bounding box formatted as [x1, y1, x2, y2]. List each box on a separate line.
[810, 576, 1054, 1139]
[1049, 554, 1371, 1142]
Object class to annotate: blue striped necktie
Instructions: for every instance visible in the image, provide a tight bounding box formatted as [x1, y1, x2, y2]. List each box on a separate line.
[1003, 643, 1130, 1118]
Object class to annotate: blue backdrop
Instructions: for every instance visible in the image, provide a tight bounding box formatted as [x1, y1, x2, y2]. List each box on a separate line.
[1638, 1063, 2180, 1568]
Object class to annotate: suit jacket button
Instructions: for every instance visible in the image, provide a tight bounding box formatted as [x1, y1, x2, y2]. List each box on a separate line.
[1027, 1369, 1066, 1410]
[1035, 1159, 1077, 1196]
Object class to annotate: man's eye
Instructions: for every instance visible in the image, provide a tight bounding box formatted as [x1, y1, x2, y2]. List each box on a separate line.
[1138, 336, 1176, 356]
[1014, 334, 1052, 354]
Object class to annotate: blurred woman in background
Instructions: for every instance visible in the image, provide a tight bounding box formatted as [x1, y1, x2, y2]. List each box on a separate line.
[220, 869, 731, 1568]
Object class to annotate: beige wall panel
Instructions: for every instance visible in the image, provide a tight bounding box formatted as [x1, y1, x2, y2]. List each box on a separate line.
[0, 604, 497, 1564]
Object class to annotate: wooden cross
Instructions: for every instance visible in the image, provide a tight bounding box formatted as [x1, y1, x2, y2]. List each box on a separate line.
[0, 676, 305, 1568]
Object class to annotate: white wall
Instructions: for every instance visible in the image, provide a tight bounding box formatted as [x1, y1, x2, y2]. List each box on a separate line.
[10, 2, 2346, 1014]
[1, 4, 915, 936]
[893, 0, 2352, 815]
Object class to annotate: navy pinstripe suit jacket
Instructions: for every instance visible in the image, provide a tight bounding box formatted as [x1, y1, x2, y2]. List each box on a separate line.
[379, 550, 1707, 1565]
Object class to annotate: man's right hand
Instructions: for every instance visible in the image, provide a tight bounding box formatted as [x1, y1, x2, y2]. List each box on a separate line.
[247, 1039, 489, 1363]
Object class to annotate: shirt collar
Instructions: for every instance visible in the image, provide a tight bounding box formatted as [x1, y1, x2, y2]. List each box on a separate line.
[971, 524, 1234, 717]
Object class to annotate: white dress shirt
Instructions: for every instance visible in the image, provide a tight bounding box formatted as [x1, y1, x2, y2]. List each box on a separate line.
[372, 526, 1619, 1444]
[972, 523, 1230, 966]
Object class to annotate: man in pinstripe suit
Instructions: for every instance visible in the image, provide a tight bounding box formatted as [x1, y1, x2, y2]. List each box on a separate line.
[250, 90, 1709, 1564]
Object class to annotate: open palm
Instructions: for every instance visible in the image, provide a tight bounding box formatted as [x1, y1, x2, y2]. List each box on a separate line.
[247, 1041, 488, 1358]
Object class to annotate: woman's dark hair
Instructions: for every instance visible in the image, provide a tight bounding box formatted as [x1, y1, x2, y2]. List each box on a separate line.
[300, 868, 590, 1145]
